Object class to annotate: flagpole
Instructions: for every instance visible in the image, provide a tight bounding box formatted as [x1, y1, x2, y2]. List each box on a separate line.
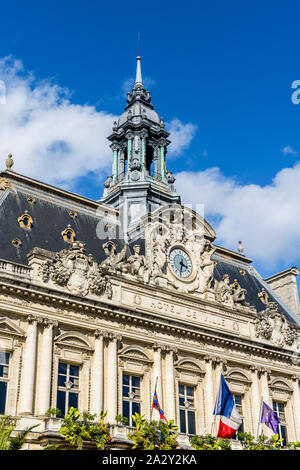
[211, 361, 223, 436]
[150, 376, 158, 422]
[256, 397, 263, 439]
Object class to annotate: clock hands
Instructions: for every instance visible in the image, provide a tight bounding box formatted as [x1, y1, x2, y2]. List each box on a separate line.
[179, 258, 187, 273]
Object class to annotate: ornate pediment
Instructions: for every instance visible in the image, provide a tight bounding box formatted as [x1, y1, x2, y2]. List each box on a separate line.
[119, 346, 152, 364]
[55, 332, 92, 351]
[0, 317, 25, 337]
[175, 358, 204, 375]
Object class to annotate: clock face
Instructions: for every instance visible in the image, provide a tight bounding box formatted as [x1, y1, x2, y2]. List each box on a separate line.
[168, 248, 193, 279]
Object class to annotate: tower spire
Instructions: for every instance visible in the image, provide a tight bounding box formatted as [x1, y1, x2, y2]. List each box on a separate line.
[135, 55, 143, 85]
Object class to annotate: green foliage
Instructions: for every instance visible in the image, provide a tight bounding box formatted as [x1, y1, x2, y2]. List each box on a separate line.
[0, 415, 39, 450]
[191, 434, 232, 450]
[287, 441, 300, 450]
[59, 407, 111, 450]
[238, 432, 283, 450]
[46, 408, 62, 418]
[115, 414, 129, 425]
[128, 413, 178, 450]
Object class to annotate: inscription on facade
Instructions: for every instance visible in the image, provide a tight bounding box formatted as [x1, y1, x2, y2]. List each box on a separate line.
[122, 289, 250, 337]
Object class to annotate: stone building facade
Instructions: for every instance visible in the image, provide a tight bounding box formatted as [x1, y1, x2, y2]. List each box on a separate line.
[0, 57, 299, 449]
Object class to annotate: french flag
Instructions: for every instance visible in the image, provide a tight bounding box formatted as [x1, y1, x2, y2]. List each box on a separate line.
[213, 374, 242, 439]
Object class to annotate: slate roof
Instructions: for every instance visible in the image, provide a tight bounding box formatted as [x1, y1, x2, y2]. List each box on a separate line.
[213, 254, 299, 324]
[0, 171, 123, 266]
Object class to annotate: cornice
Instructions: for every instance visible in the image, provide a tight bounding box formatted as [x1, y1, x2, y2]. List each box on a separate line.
[0, 279, 297, 364]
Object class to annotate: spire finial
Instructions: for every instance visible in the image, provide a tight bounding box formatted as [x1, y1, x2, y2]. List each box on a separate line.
[135, 55, 142, 85]
[135, 32, 143, 85]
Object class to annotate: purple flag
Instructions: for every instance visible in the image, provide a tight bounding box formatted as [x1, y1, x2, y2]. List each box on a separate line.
[260, 401, 281, 434]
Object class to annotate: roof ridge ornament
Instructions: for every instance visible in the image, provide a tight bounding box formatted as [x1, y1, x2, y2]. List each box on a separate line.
[5, 153, 14, 171]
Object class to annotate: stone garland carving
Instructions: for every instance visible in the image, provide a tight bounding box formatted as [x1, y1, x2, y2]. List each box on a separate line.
[254, 301, 300, 348]
[42, 241, 112, 298]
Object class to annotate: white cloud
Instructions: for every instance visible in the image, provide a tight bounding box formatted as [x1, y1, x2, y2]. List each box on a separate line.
[0, 56, 117, 189]
[175, 164, 300, 267]
[281, 145, 297, 156]
[166, 118, 197, 157]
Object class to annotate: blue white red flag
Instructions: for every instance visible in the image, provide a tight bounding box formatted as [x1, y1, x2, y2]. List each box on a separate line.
[152, 382, 166, 420]
[213, 374, 242, 439]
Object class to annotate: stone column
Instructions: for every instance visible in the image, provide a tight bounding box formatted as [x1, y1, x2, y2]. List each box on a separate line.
[105, 333, 121, 424]
[90, 330, 105, 417]
[126, 132, 134, 169]
[159, 139, 167, 180]
[36, 319, 57, 416]
[111, 143, 119, 181]
[292, 376, 300, 440]
[19, 315, 39, 415]
[250, 366, 261, 436]
[141, 130, 148, 171]
[152, 344, 163, 418]
[119, 145, 126, 176]
[204, 356, 215, 433]
[163, 347, 176, 421]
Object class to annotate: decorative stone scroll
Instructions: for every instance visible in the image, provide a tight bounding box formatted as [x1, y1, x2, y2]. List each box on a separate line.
[42, 241, 112, 298]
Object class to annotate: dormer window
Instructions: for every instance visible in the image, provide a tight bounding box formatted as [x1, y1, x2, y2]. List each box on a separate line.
[61, 226, 76, 243]
[12, 238, 22, 247]
[18, 212, 33, 230]
[258, 288, 269, 304]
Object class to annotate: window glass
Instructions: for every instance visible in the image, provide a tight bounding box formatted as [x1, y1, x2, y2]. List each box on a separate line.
[178, 384, 196, 435]
[57, 362, 79, 416]
[0, 352, 9, 414]
[0, 382, 7, 414]
[122, 374, 141, 426]
[188, 410, 196, 435]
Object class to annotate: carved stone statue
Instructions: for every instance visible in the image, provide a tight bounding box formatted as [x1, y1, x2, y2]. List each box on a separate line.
[101, 241, 128, 273]
[197, 241, 216, 292]
[127, 244, 149, 281]
[215, 274, 234, 306]
[152, 234, 169, 279]
[230, 279, 249, 306]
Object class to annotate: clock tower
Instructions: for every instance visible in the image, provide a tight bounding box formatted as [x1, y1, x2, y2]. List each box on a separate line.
[100, 55, 180, 234]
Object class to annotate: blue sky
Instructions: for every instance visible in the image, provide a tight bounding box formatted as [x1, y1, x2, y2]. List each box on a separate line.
[0, 0, 300, 284]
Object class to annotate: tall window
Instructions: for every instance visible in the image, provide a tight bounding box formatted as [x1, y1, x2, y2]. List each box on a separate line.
[0, 352, 9, 415]
[232, 394, 244, 438]
[122, 374, 141, 426]
[56, 362, 79, 416]
[273, 401, 287, 446]
[178, 384, 196, 435]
